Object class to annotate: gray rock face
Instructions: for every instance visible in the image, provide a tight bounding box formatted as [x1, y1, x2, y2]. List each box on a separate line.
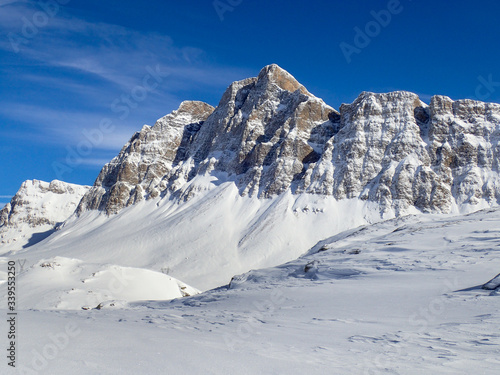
[77, 101, 215, 214]
[78, 64, 338, 214]
[77, 64, 500, 215]
[1, 180, 89, 228]
[305, 92, 500, 214]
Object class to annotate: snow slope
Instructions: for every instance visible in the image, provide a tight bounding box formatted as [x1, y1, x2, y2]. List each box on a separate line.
[1, 207, 499, 374]
[3, 181, 387, 292]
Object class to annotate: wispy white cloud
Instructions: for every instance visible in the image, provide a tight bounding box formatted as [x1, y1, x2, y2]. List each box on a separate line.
[2, 3, 253, 89]
[0, 1, 253, 93]
[0, 102, 146, 150]
[0, 1, 254, 163]
[0, 1, 39, 29]
[1, 10, 222, 88]
[0, 0, 19, 7]
[78, 158, 112, 167]
[0, 195, 13, 198]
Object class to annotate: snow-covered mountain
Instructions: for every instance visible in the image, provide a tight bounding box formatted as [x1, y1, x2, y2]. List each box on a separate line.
[77, 64, 337, 215]
[2, 64, 500, 293]
[0, 180, 89, 250]
[78, 64, 500, 217]
[1, 64, 500, 374]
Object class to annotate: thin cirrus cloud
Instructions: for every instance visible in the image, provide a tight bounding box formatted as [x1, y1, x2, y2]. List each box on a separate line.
[0, 0, 19, 8]
[2, 15, 204, 88]
[0, 2, 253, 158]
[0, 3, 245, 90]
[0, 102, 154, 151]
[0, 2, 251, 100]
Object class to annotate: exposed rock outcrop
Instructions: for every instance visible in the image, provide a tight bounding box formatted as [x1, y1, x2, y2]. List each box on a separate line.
[76, 64, 500, 216]
[78, 64, 338, 214]
[0, 180, 89, 247]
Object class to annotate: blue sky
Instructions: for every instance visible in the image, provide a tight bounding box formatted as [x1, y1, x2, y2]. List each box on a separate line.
[1, 0, 500, 205]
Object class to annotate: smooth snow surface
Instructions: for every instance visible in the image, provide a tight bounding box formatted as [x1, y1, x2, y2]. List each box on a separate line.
[4, 183, 385, 291]
[0, 256, 199, 310]
[1, 207, 499, 374]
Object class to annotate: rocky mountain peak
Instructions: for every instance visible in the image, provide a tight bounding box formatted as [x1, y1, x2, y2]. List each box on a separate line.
[257, 64, 312, 96]
[174, 100, 215, 119]
[78, 64, 337, 214]
[76, 65, 500, 216]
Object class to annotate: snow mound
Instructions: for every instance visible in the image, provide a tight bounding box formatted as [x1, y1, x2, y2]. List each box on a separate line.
[1, 256, 199, 310]
[4, 203, 500, 374]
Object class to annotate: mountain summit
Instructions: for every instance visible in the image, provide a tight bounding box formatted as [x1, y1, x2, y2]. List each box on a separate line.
[77, 64, 337, 214]
[77, 64, 500, 216]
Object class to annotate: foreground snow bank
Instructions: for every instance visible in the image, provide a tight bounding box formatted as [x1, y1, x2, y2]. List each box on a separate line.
[0, 256, 198, 310]
[2, 208, 500, 374]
